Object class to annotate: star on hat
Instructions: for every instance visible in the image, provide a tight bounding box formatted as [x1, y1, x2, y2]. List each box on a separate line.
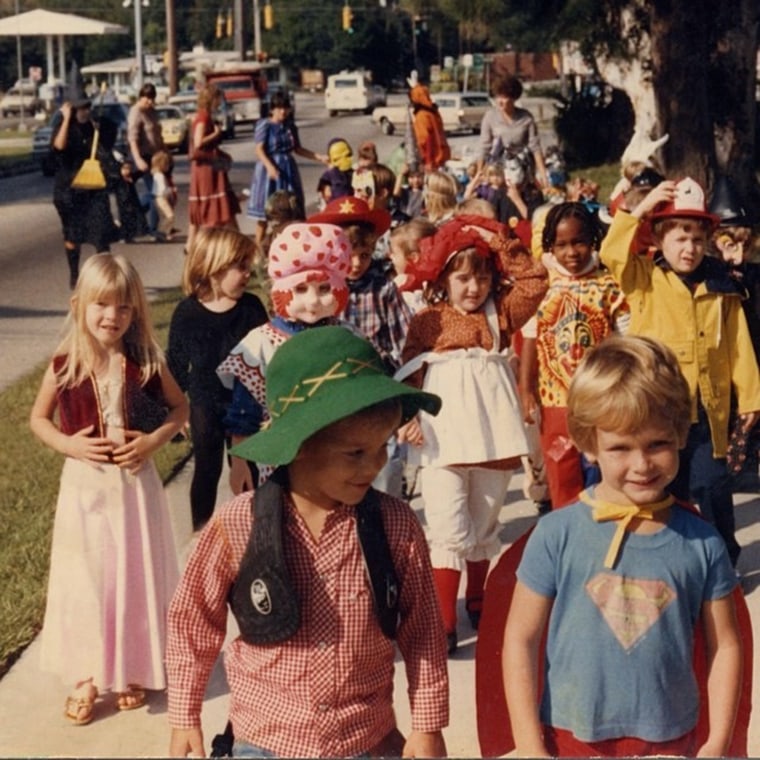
[307, 195, 391, 236]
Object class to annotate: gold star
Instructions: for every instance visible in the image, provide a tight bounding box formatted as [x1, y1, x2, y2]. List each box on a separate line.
[339, 199, 356, 214]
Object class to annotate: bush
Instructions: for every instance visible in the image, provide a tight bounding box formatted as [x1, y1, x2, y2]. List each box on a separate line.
[554, 78, 634, 170]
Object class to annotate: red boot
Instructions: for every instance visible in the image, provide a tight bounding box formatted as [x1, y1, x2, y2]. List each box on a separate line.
[433, 568, 461, 654]
[465, 559, 490, 630]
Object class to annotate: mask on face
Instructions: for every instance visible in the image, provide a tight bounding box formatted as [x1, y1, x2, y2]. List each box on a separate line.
[328, 139, 354, 173]
[352, 168, 375, 199]
[268, 223, 352, 318]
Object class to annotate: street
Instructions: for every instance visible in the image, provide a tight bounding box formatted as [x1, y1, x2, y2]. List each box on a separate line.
[0, 91, 485, 390]
[2, 91, 760, 757]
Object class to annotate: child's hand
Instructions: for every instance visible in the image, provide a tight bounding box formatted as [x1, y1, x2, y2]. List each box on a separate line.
[169, 726, 205, 758]
[229, 455, 254, 495]
[111, 429, 155, 474]
[397, 417, 424, 446]
[520, 389, 538, 425]
[402, 729, 447, 758]
[741, 411, 759, 433]
[66, 424, 114, 463]
[631, 179, 677, 219]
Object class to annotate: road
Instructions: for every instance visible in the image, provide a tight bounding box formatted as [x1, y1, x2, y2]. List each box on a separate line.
[0, 91, 455, 391]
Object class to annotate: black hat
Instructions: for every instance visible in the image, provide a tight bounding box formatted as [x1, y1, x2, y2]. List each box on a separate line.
[709, 175, 752, 227]
[67, 61, 90, 109]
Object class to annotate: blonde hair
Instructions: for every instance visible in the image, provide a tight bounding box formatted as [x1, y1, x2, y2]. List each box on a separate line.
[182, 228, 256, 298]
[389, 218, 436, 259]
[567, 335, 691, 454]
[424, 170, 459, 223]
[197, 83, 220, 111]
[54, 254, 162, 388]
[151, 149, 172, 174]
[456, 197, 496, 219]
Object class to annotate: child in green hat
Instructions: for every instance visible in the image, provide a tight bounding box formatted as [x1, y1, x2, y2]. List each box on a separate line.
[167, 325, 449, 759]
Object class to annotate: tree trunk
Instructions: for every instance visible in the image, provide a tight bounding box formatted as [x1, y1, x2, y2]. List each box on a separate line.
[707, 0, 759, 206]
[650, 0, 713, 186]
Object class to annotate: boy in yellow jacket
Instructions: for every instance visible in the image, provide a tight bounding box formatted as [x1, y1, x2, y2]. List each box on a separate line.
[600, 177, 760, 565]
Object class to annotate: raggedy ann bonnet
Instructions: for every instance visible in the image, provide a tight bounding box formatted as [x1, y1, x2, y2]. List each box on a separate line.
[217, 223, 361, 484]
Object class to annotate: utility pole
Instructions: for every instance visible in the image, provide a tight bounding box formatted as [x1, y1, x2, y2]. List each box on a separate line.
[234, 0, 246, 60]
[252, 0, 262, 57]
[122, 0, 144, 90]
[134, 0, 144, 89]
[165, 0, 178, 94]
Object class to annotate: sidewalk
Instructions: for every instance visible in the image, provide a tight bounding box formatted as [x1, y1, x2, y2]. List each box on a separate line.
[2, 456, 760, 756]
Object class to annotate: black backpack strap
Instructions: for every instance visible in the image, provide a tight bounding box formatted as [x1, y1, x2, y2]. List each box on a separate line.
[229, 469, 301, 644]
[210, 720, 234, 758]
[230, 477, 400, 644]
[356, 488, 401, 639]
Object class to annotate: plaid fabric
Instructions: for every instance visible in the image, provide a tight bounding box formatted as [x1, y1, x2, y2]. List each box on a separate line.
[344, 265, 413, 370]
[167, 491, 448, 756]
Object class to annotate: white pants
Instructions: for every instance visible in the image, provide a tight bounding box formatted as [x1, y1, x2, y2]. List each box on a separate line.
[420, 465, 512, 570]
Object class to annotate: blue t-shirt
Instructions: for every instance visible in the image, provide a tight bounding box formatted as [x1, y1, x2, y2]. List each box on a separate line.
[517, 496, 737, 742]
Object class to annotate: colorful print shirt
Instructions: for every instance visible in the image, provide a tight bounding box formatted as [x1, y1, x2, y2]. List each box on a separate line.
[536, 260, 629, 408]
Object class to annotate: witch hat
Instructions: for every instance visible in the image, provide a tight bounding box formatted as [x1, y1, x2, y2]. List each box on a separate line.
[67, 61, 91, 109]
[709, 175, 752, 227]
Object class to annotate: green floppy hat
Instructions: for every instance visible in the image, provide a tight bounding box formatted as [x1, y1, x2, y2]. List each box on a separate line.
[231, 325, 441, 465]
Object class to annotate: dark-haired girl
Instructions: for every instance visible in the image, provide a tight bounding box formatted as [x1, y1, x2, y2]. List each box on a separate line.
[246, 92, 328, 245]
[518, 201, 630, 508]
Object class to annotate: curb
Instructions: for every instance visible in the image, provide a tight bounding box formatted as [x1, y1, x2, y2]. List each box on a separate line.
[0, 158, 37, 177]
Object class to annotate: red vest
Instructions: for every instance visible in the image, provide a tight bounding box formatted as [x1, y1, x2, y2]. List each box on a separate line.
[53, 355, 166, 436]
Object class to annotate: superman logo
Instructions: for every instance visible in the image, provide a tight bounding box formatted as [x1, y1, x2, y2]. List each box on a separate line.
[585, 572, 676, 650]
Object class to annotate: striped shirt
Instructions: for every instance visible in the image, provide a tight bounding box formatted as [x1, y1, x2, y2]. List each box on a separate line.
[167, 491, 449, 757]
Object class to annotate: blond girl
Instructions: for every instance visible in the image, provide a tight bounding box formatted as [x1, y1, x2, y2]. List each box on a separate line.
[30, 254, 188, 725]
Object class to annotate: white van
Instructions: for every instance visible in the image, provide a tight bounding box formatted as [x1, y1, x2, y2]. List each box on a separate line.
[325, 71, 386, 116]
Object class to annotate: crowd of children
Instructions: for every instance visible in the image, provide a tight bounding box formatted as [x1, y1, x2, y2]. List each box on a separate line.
[28, 80, 760, 759]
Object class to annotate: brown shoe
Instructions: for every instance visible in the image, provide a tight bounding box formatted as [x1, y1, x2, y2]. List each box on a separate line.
[64, 679, 98, 725]
[116, 683, 146, 711]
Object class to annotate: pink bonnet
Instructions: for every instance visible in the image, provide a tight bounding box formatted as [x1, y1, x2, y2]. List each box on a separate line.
[268, 223, 351, 315]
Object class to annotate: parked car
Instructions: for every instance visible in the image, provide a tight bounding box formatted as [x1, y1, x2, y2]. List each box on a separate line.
[324, 71, 386, 116]
[155, 104, 189, 154]
[32, 101, 130, 176]
[0, 83, 42, 117]
[167, 90, 236, 141]
[371, 91, 492, 135]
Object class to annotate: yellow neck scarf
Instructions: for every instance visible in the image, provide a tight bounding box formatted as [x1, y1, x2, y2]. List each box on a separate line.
[585, 488, 674, 569]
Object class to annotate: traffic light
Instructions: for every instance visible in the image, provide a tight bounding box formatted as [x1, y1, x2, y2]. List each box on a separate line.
[264, 2, 274, 30]
[215, 11, 224, 38]
[342, 4, 353, 32]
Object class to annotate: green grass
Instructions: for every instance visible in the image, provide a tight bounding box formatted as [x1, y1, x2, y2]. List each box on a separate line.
[576, 162, 621, 205]
[0, 287, 191, 678]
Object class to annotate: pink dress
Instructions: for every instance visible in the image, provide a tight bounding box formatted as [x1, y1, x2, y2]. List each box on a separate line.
[39, 373, 178, 691]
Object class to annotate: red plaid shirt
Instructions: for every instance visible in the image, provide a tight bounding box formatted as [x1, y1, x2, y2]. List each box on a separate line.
[167, 491, 449, 757]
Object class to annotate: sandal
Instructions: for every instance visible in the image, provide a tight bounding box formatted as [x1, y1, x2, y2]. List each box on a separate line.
[116, 683, 146, 711]
[64, 679, 98, 726]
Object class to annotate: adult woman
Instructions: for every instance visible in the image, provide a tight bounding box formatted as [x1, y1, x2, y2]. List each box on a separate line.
[477, 75, 549, 190]
[52, 95, 116, 289]
[188, 83, 240, 253]
[246, 91, 328, 245]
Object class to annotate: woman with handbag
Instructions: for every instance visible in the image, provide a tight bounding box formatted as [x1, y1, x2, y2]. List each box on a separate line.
[187, 84, 241, 254]
[52, 92, 117, 289]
